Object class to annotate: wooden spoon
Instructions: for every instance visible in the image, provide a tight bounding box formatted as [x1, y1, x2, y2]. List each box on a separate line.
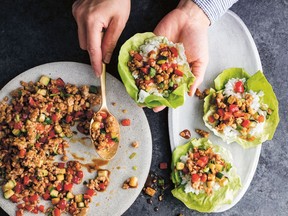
[90, 63, 120, 160]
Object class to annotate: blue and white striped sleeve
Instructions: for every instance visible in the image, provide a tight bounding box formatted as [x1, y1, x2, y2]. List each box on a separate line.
[192, 0, 238, 24]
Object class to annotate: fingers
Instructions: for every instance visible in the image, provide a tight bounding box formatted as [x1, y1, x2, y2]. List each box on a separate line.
[86, 20, 104, 77]
[153, 105, 166, 113]
[102, 17, 126, 64]
[188, 60, 206, 96]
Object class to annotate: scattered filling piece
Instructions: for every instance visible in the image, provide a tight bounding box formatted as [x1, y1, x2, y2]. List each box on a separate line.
[131, 141, 139, 148]
[176, 145, 231, 195]
[86, 170, 110, 192]
[207, 78, 272, 141]
[179, 129, 191, 139]
[90, 111, 120, 151]
[0, 75, 108, 216]
[127, 36, 188, 102]
[195, 129, 209, 138]
[122, 176, 138, 189]
[121, 119, 131, 126]
[195, 88, 210, 99]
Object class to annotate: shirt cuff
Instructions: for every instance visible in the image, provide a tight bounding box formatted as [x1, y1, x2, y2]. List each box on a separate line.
[192, 0, 238, 24]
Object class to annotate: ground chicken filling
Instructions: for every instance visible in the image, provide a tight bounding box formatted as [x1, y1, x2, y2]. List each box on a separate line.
[127, 37, 187, 102]
[90, 111, 119, 151]
[176, 146, 231, 195]
[207, 78, 272, 141]
[0, 75, 110, 216]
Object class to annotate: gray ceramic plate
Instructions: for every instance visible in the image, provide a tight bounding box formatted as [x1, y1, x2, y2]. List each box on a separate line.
[0, 62, 152, 216]
[169, 11, 262, 212]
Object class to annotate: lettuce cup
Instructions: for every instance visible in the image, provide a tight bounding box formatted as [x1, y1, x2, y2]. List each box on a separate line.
[118, 32, 195, 109]
[203, 68, 279, 148]
[171, 138, 241, 212]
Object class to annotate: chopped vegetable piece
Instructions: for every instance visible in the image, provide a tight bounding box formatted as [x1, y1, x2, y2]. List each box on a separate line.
[129, 152, 137, 159]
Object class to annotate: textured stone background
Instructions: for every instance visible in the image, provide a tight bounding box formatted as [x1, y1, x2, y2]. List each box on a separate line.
[0, 0, 287, 215]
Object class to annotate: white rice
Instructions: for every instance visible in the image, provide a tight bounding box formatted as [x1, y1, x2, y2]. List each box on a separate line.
[249, 90, 264, 112]
[180, 154, 189, 163]
[223, 126, 240, 138]
[223, 78, 246, 98]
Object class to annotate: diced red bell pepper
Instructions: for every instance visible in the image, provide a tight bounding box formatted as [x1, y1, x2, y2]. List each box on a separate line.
[51, 114, 59, 123]
[170, 47, 178, 57]
[234, 81, 244, 93]
[29, 194, 38, 203]
[16, 210, 23, 216]
[72, 176, 80, 184]
[140, 67, 148, 74]
[121, 119, 131, 126]
[201, 174, 208, 182]
[29, 97, 38, 107]
[14, 122, 23, 130]
[193, 152, 200, 159]
[199, 156, 209, 164]
[51, 88, 60, 94]
[46, 103, 53, 112]
[32, 207, 38, 214]
[38, 205, 45, 213]
[18, 149, 26, 158]
[74, 111, 84, 118]
[76, 170, 84, 179]
[63, 183, 73, 192]
[25, 205, 34, 212]
[17, 203, 25, 209]
[229, 104, 239, 113]
[196, 159, 206, 168]
[208, 115, 215, 123]
[174, 69, 184, 76]
[161, 63, 169, 71]
[191, 174, 200, 182]
[85, 189, 95, 197]
[53, 207, 61, 216]
[241, 119, 251, 128]
[35, 142, 41, 149]
[56, 183, 63, 192]
[48, 129, 56, 138]
[233, 111, 245, 118]
[217, 109, 225, 118]
[42, 192, 50, 200]
[36, 123, 45, 132]
[133, 53, 143, 61]
[57, 199, 67, 211]
[14, 182, 23, 194]
[23, 176, 30, 185]
[10, 194, 19, 203]
[56, 78, 65, 87]
[99, 183, 106, 190]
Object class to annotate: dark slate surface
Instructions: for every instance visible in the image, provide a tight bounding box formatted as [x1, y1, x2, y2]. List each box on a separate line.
[0, 0, 287, 215]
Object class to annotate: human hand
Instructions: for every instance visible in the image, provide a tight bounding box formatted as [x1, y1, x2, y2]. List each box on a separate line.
[153, 0, 210, 112]
[72, 0, 131, 77]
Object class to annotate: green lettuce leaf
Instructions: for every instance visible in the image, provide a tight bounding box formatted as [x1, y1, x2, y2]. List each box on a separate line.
[171, 138, 241, 212]
[118, 32, 195, 108]
[203, 68, 279, 148]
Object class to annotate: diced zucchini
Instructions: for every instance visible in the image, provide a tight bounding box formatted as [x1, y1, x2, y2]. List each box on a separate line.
[39, 75, 50, 86]
[149, 68, 156, 77]
[56, 174, 64, 181]
[51, 197, 60, 205]
[38, 113, 46, 122]
[38, 169, 48, 177]
[176, 162, 185, 170]
[215, 164, 223, 172]
[48, 185, 54, 192]
[66, 192, 74, 199]
[58, 168, 66, 174]
[208, 163, 216, 173]
[77, 202, 85, 208]
[2, 180, 16, 192]
[50, 189, 59, 198]
[216, 172, 224, 179]
[75, 194, 83, 203]
[58, 132, 65, 138]
[37, 89, 47, 96]
[14, 114, 20, 122]
[89, 85, 98, 94]
[54, 125, 63, 134]
[4, 189, 14, 199]
[12, 129, 21, 136]
[97, 170, 109, 178]
[44, 117, 52, 125]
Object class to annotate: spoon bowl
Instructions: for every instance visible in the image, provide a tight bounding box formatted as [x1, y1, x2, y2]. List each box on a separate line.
[90, 63, 120, 160]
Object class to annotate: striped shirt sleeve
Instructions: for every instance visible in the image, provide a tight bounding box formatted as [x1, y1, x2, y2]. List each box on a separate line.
[192, 0, 238, 24]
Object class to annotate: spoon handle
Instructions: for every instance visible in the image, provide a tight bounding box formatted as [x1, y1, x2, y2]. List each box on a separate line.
[100, 63, 107, 110]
